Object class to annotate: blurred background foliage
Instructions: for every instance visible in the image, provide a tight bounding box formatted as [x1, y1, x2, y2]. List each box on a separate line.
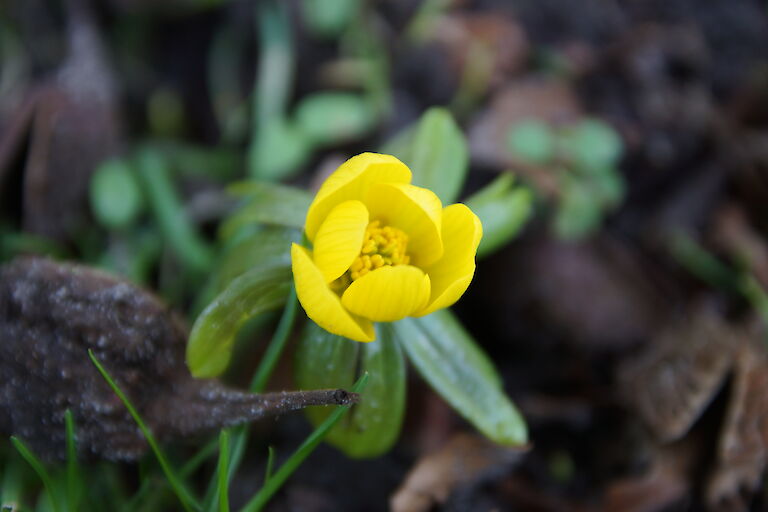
[3, 0, 768, 510]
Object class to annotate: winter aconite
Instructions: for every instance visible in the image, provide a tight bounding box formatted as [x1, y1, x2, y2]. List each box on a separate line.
[291, 152, 482, 342]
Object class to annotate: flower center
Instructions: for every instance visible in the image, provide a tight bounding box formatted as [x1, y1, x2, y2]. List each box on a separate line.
[328, 221, 410, 295]
[352, 220, 410, 279]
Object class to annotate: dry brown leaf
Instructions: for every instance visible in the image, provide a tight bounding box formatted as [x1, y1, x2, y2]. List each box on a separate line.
[390, 433, 527, 512]
[620, 307, 735, 442]
[0, 257, 356, 461]
[604, 440, 697, 512]
[706, 338, 768, 511]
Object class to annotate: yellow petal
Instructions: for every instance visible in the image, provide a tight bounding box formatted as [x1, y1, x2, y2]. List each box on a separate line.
[291, 244, 375, 342]
[305, 153, 411, 241]
[313, 200, 369, 283]
[414, 203, 482, 317]
[365, 183, 443, 267]
[341, 265, 431, 322]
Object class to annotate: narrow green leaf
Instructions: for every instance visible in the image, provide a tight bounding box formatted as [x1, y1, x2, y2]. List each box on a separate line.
[88, 350, 200, 512]
[10, 437, 61, 512]
[295, 322, 406, 458]
[135, 148, 214, 274]
[403, 108, 468, 204]
[264, 447, 275, 483]
[217, 431, 230, 512]
[295, 92, 377, 147]
[465, 174, 533, 258]
[240, 373, 370, 512]
[395, 310, 527, 446]
[64, 410, 80, 512]
[220, 182, 311, 238]
[186, 262, 292, 378]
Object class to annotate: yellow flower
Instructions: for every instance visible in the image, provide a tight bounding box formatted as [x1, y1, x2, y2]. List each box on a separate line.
[291, 152, 482, 342]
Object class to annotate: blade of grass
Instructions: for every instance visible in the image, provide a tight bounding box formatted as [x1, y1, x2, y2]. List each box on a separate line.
[217, 431, 231, 512]
[64, 410, 80, 512]
[10, 437, 61, 512]
[239, 372, 370, 512]
[250, 286, 298, 392]
[203, 288, 298, 511]
[264, 447, 275, 484]
[88, 350, 200, 512]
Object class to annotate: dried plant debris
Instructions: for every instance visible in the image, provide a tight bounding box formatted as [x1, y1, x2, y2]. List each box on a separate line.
[390, 433, 527, 512]
[621, 307, 768, 510]
[706, 339, 768, 511]
[604, 439, 697, 512]
[0, 257, 356, 461]
[0, 0, 124, 240]
[620, 307, 735, 443]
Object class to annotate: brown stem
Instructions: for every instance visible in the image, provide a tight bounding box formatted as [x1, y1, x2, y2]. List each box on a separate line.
[148, 380, 359, 438]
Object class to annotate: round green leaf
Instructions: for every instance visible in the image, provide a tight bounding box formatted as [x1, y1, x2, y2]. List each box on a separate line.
[295, 92, 376, 147]
[249, 118, 312, 181]
[90, 159, 144, 230]
[560, 118, 623, 172]
[506, 120, 555, 165]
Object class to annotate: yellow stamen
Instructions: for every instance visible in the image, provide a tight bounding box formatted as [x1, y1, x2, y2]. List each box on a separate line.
[348, 220, 410, 281]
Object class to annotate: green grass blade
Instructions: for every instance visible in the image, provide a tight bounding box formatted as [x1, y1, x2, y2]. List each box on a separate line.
[88, 350, 200, 512]
[264, 447, 275, 483]
[217, 431, 231, 512]
[203, 289, 298, 510]
[250, 286, 298, 392]
[239, 373, 370, 512]
[10, 437, 61, 512]
[63, 410, 80, 512]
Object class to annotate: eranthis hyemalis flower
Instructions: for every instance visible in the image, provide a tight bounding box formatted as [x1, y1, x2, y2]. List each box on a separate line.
[291, 152, 482, 342]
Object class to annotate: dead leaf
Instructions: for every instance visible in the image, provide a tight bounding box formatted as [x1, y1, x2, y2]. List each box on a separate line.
[0, 257, 356, 461]
[706, 338, 768, 511]
[604, 439, 696, 512]
[619, 306, 735, 443]
[390, 433, 527, 512]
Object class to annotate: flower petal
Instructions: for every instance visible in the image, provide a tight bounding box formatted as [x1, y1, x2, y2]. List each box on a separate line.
[414, 203, 482, 317]
[365, 183, 443, 267]
[341, 265, 431, 322]
[305, 153, 411, 241]
[313, 200, 369, 283]
[291, 244, 375, 342]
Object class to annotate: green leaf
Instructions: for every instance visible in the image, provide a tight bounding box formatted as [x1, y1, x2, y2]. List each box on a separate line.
[559, 118, 622, 172]
[465, 174, 533, 258]
[553, 175, 602, 240]
[90, 159, 144, 230]
[394, 108, 468, 204]
[214, 226, 300, 293]
[248, 118, 312, 181]
[301, 0, 359, 38]
[394, 310, 527, 446]
[216, 431, 230, 512]
[220, 182, 311, 239]
[240, 373, 369, 512]
[11, 437, 62, 512]
[135, 148, 214, 275]
[295, 92, 377, 147]
[295, 322, 406, 458]
[506, 119, 555, 165]
[186, 262, 292, 378]
[88, 350, 200, 512]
